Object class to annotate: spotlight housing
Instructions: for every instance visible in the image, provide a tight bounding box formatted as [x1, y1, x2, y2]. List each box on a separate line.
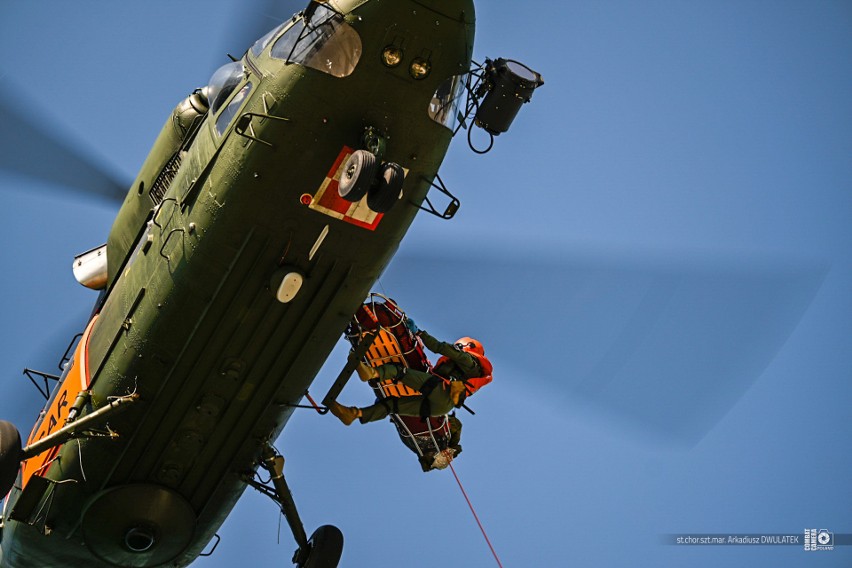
[474, 58, 544, 135]
[409, 58, 431, 80]
[381, 46, 403, 68]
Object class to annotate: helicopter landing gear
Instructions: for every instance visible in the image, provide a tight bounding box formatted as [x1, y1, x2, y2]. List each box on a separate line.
[0, 420, 22, 498]
[338, 148, 404, 214]
[245, 444, 344, 568]
[296, 525, 344, 568]
[368, 162, 405, 213]
[338, 149, 377, 202]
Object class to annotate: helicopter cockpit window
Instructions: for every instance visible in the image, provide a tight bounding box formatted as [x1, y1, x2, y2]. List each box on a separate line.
[428, 74, 468, 131]
[215, 82, 253, 136]
[251, 22, 288, 57]
[207, 61, 245, 115]
[270, 5, 362, 78]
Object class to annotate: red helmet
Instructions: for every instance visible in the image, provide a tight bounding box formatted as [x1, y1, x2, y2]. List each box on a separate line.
[455, 337, 484, 356]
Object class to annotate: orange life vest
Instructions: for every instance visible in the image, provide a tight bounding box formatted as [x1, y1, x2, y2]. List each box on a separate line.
[435, 350, 493, 396]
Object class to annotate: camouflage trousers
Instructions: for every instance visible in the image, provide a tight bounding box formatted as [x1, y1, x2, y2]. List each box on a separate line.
[358, 364, 454, 423]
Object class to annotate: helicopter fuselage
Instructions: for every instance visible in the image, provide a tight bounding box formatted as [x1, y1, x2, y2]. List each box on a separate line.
[1, 0, 474, 565]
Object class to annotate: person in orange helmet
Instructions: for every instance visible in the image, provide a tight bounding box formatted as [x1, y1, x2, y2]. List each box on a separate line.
[329, 319, 493, 426]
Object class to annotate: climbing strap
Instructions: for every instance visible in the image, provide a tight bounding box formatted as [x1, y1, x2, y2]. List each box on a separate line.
[417, 374, 444, 418]
[418, 398, 431, 419]
[419, 374, 443, 396]
[378, 397, 400, 415]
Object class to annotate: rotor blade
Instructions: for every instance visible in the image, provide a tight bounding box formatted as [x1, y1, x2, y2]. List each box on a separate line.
[382, 249, 827, 446]
[210, 0, 304, 73]
[0, 89, 128, 204]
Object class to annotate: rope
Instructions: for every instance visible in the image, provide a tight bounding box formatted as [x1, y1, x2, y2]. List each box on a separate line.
[392, 414, 424, 457]
[425, 416, 443, 453]
[448, 462, 504, 568]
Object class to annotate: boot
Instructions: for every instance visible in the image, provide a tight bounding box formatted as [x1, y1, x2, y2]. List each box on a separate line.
[356, 362, 379, 382]
[329, 402, 362, 426]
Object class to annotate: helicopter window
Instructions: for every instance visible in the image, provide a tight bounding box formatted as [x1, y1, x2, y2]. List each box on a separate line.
[215, 82, 253, 136]
[270, 5, 362, 78]
[207, 61, 245, 115]
[251, 22, 288, 57]
[428, 74, 468, 131]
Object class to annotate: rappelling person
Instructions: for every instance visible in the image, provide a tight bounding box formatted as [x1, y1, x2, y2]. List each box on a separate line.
[328, 318, 493, 426]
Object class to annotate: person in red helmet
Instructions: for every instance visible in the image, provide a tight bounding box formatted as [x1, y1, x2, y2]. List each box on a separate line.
[329, 318, 493, 426]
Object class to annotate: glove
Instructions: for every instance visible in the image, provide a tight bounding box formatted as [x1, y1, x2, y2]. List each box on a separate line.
[404, 317, 419, 335]
[450, 381, 466, 406]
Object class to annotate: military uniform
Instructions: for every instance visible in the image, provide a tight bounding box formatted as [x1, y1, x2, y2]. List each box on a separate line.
[358, 331, 483, 423]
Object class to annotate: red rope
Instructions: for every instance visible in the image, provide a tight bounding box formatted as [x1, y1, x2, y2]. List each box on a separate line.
[304, 392, 324, 414]
[448, 461, 504, 568]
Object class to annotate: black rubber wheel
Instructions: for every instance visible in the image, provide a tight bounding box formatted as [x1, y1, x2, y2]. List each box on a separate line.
[299, 525, 344, 568]
[367, 162, 404, 213]
[338, 150, 377, 202]
[0, 420, 22, 498]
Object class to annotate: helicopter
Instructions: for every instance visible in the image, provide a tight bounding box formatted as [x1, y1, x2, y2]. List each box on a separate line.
[0, 0, 544, 566]
[3, 1, 844, 567]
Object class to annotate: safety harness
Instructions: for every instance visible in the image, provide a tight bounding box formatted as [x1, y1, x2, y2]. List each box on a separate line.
[417, 374, 446, 418]
[376, 396, 401, 416]
[385, 366, 446, 418]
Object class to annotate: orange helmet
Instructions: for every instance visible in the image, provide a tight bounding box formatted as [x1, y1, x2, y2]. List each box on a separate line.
[455, 337, 484, 356]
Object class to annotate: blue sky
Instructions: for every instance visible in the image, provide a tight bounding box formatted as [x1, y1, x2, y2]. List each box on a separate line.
[1, 1, 850, 567]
